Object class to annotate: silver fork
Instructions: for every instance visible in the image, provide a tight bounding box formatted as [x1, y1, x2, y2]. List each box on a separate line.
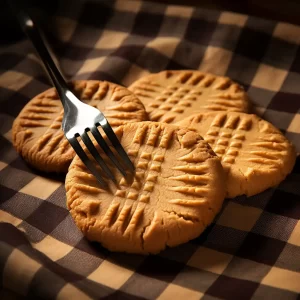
[11, 5, 134, 187]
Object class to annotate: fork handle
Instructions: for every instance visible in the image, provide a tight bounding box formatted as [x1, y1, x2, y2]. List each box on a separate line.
[11, 6, 71, 108]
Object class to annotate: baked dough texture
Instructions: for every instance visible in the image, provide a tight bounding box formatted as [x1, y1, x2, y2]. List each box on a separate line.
[65, 122, 226, 254]
[177, 112, 296, 198]
[12, 80, 147, 173]
[129, 70, 249, 124]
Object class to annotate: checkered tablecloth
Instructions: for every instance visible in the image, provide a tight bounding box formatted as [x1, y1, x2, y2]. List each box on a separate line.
[1, 0, 300, 299]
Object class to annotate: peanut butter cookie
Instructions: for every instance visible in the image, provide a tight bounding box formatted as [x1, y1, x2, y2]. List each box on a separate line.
[177, 112, 296, 198]
[65, 122, 226, 254]
[12, 80, 147, 173]
[129, 70, 249, 124]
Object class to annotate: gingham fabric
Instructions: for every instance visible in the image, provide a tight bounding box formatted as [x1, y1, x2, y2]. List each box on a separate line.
[1, 0, 300, 299]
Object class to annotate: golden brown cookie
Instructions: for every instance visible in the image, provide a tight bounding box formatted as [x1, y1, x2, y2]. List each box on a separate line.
[65, 122, 226, 254]
[129, 70, 249, 124]
[12, 80, 147, 173]
[177, 112, 296, 198]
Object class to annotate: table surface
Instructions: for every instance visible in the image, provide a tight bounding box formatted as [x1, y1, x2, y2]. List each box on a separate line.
[149, 0, 300, 26]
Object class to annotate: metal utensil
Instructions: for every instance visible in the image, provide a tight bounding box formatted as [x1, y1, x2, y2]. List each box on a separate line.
[10, 2, 134, 187]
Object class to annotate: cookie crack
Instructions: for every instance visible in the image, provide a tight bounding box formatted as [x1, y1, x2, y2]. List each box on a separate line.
[140, 219, 152, 251]
[162, 210, 200, 223]
[238, 168, 248, 195]
[86, 218, 97, 233]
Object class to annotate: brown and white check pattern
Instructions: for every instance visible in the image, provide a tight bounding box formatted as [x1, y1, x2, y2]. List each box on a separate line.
[1, 0, 300, 299]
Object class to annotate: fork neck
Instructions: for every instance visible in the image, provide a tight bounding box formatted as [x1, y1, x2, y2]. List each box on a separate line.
[17, 10, 73, 108]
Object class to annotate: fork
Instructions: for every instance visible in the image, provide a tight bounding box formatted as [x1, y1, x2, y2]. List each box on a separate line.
[10, 3, 134, 187]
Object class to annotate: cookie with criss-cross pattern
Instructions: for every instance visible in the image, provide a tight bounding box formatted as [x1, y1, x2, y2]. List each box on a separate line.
[12, 80, 147, 173]
[177, 112, 296, 198]
[129, 70, 249, 124]
[65, 122, 226, 254]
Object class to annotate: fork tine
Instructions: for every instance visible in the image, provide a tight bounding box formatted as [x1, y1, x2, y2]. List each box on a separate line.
[98, 116, 135, 172]
[68, 137, 107, 187]
[81, 131, 117, 184]
[91, 127, 127, 177]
